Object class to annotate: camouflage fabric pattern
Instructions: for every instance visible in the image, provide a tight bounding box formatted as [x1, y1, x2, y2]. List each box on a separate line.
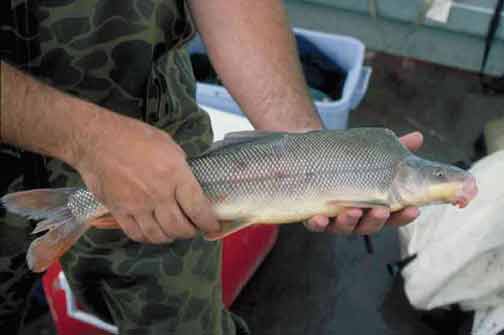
[0, 164, 40, 333]
[1, 2, 46, 332]
[1, 0, 248, 333]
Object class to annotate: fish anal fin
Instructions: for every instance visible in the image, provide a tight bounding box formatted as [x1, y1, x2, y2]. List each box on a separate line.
[27, 218, 91, 273]
[204, 219, 256, 241]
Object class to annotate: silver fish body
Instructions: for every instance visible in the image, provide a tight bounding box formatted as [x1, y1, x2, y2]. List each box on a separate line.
[1, 127, 478, 272]
[190, 128, 410, 223]
[59, 128, 477, 229]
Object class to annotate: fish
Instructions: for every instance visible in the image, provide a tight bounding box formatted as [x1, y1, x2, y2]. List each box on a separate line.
[1, 127, 478, 273]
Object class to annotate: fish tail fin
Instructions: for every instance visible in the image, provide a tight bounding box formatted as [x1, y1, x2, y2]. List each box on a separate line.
[1, 188, 90, 272]
[204, 219, 256, 241]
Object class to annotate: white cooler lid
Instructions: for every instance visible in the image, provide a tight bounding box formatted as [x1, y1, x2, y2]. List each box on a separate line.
[200, 105, 254, 141]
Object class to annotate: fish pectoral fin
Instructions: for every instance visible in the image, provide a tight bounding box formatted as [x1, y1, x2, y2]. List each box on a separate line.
[203, 219, 256, 241]
[326, 200, 390, 210]
[28, 219, 91, 273]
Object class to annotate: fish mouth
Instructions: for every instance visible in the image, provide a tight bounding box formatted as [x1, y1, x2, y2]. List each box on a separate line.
[453, 175, 478, 208]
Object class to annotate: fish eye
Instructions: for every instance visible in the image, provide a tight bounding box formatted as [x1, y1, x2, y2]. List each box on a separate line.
[433, 169, 445, 178]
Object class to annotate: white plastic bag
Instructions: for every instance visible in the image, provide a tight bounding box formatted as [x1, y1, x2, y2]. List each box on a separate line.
[399, 150, 504, 335]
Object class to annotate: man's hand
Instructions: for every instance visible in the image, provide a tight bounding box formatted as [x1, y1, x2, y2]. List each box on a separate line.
[304, 131, 424, 235]
[1, 62, 220, 244]
[75, 114, 221, 244]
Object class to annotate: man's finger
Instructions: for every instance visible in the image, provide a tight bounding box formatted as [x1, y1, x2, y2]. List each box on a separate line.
[175, 176, 220, 234]
[326, 208, 362, 234]
[305, 215, 329, 232]
[155, 205, 197, 240]
[113, 213, 146, 242]
[387, 207, 420, 226]
[135, 212, 172, 244]
[399, 131, 423, 152]
[353, 207, 389, 235]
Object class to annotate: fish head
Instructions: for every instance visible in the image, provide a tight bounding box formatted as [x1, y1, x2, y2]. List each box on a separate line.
[391, 157, 478, 209]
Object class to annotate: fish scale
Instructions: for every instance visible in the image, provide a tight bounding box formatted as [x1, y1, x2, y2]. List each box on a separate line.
[67, 189, 101, 221]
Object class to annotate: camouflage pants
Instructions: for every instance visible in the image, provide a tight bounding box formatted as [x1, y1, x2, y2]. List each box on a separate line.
[0, 149, 41, 334]
[0, 212, 40, 334]
[60, 223, 239, 335]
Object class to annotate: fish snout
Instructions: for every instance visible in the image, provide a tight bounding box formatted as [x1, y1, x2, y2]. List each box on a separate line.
[454, 175, 478, 208]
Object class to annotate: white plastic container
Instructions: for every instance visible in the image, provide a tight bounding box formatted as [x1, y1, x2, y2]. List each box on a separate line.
[188, 27, 372, 130]
[201, 105, 254, 141]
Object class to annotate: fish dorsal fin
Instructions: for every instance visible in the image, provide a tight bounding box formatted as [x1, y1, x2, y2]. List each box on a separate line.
[224, 130, 285, 140]
[226, 128, 325, 139]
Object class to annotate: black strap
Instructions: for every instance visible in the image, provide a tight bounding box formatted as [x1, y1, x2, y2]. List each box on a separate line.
[480, 0, 504, 93]
[387, 254, 418, 277]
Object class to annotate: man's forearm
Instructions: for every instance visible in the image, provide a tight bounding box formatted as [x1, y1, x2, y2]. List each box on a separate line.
[1, 61, 123, 166]
[189, 0, 323, 131]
